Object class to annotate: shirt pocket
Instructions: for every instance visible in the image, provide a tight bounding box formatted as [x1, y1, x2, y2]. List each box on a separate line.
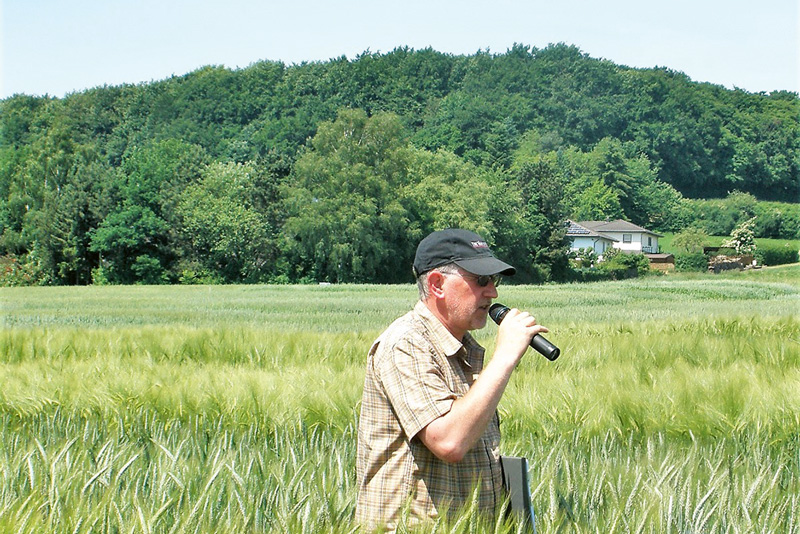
[442, 352, 472, 397]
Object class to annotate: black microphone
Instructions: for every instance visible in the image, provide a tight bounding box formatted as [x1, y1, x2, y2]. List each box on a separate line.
[489, 303, 560, 361]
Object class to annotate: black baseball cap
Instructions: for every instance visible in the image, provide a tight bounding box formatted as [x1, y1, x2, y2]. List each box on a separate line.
[413, 229, 516, 277]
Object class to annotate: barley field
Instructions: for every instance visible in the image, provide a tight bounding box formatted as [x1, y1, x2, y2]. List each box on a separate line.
[1, 265, 798, 533]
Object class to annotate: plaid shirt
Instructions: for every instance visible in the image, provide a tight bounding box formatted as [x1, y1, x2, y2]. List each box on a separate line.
[355, 301, 503, 531]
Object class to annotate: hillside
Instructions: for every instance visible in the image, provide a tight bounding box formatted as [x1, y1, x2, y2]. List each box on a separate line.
[1, 44, 798, 285]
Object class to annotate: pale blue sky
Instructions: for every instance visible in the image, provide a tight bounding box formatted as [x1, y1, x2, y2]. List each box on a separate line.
[2, 0, 798, 99]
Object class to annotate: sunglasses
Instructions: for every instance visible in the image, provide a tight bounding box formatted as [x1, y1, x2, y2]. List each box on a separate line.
[446, 271, 503, 287]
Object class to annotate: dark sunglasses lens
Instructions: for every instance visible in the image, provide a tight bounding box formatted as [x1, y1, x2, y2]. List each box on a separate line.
[476, 275, 501, 287]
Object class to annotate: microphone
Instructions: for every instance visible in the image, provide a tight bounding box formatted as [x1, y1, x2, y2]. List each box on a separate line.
[489, 303, 560, 361]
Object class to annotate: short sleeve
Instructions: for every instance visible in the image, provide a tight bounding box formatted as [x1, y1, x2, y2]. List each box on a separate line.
[375, 336, 457, 440]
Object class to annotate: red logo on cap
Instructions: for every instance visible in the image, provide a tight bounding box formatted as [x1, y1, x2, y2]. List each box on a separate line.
[471, 241, 489, 249]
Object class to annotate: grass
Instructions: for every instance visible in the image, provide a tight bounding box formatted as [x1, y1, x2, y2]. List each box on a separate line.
[658, 233, 800, 256]
[0, 268, 798, 532]
[3, 264, 798, 330]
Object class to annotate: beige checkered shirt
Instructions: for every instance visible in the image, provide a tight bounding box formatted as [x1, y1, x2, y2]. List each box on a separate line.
[355, 301, 503, 531]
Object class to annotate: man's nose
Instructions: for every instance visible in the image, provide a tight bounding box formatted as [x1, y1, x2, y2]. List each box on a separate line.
[485, 282, 499, 298]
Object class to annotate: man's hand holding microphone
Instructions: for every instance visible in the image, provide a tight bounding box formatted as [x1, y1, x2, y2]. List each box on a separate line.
[490, 303, 560, 362]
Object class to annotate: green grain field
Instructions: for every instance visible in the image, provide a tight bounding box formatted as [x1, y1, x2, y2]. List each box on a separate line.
[1, 266, 799, 533]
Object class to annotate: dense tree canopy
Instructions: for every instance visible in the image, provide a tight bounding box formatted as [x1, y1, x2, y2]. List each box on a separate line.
[1, 44, 798, 285]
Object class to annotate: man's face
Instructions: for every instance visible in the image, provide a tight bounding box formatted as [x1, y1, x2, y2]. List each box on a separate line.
[440, 268, 499, 338]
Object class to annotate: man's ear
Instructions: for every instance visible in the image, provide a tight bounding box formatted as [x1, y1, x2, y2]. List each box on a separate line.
[427, 270, 447, 299]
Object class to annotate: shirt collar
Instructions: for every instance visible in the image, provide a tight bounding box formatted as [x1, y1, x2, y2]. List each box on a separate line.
[413, 300, 469, 358]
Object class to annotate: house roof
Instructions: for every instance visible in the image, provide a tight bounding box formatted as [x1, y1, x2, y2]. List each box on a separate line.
[577, 219, 663, 237]
[565, 220, 617, 241]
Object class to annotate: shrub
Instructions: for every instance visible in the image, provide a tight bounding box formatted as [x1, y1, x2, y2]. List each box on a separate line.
[598, 250, 651, 279]
[131, 255, 170, 285]
[722, 217, 757, 255]
[91, 266, 111, 285]
[569, 247, 599, 268]
[671, 227, 709, 254]
[0, 253, 51, 286]
[780, 209, 800, 238]
[682, 195, 800, 239]
[755, 243, 800, 266]
[566, 267, 614, 282]
[675, 252, 709, 272]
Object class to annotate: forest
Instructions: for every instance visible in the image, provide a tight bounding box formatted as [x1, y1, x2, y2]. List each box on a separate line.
[1, 43, 798, 285]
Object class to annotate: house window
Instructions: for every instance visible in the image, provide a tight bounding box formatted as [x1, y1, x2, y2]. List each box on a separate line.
[648, 237, 652, 246]
[623, 234, 632, 243]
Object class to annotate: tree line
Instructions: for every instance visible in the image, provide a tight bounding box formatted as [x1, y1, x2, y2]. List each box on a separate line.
[1, 44, 798, 285]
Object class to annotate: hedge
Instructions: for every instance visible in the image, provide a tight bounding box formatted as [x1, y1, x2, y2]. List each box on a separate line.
[755, 243, 800, 266]
[675, 252, 709, 272]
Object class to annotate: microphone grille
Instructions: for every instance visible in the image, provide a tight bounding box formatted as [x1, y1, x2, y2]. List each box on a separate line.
[488, 303, 509, 325]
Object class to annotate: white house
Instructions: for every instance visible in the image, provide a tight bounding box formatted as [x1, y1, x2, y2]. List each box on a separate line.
[565, 220, 617, 256]
[567, 219, 662, 254]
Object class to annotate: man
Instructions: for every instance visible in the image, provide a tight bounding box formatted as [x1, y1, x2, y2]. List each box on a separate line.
[355, 228, 548, 531]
